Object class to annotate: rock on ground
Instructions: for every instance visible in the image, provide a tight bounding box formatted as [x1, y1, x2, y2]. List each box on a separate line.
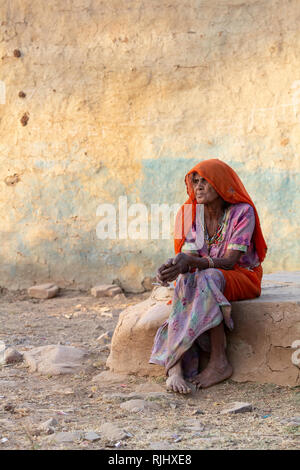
[91, 284, 122, 298]
[39, 418, 59, 434]
[185, 418, 205, 431]
[281, 416, 300, 426]
[53, 431, 83, 443]
[3, 348, 23, 364]
[99, 423, 128, 442]
[221, 402, 253, 414]
[120, 399, 160, 413]
[23, 345, 88, 375]
[28, 283, 59, 299]
[84, 431, 101, 442]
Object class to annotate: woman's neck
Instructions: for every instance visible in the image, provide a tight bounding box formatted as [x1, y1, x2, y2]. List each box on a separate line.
[204, 198, 225, 221]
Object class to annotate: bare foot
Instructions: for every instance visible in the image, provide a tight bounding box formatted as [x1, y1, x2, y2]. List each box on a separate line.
[190, 361, 233, 389]
[166, 374, 191, 394]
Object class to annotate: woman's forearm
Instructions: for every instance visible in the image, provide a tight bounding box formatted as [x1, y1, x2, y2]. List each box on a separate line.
[187, 255, 238, 271]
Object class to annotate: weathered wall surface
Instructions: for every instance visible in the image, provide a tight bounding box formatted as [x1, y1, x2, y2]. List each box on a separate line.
[0, 0, 299, 291]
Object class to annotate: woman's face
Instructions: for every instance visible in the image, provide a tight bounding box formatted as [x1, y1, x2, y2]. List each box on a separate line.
[191, 173, 220, 204]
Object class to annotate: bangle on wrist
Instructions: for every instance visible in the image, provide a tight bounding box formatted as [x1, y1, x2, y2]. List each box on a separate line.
[204, 256, 214, 268]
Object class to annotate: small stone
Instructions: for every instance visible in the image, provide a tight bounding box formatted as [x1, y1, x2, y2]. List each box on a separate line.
[191, 432, 202, 438]
[13, 49, 21, 57]
[170, 403, 177, 409]
[281, 416, 300, 425]
[221, 402, 253, 414]
[54, 431, 83, 443]
[103, 392, 138, 402]
[143, 392, 166, 401]
[91, 284, 122, 298]
[192, 409, 204, 415]
[120, 399, 159, 413]
[74, 304, 82, 311]
[18, 91, 26, 98]
[84, 431, 101, 442]
[40, 418, 58, 433]
[3, 348, 23, 364]
[97, 331, 113, 345]
[290, 416, 300, 425]
[185, 419, 205, 432]
[28, 283, 59, 299]
[99, 423, 128, 442]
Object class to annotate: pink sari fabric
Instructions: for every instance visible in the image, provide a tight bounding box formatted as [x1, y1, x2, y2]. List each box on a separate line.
[149, 202, 262, 378]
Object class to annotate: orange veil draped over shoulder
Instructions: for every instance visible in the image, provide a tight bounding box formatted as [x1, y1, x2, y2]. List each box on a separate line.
[173, 159, 268, 301]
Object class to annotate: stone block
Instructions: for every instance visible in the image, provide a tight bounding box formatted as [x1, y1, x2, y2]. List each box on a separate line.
[28, 283, 59, 299]
[107, 273, 300, 386]
[91, 284, 122, 298]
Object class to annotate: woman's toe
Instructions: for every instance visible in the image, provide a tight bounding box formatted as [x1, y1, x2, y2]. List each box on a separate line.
[190, 375, 200, 384]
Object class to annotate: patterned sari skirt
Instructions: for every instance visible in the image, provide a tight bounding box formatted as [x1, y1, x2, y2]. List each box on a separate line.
[149, 265, 262, 378]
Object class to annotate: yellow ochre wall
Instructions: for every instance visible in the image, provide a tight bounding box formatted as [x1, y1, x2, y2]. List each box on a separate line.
[0, 0, 299, 292]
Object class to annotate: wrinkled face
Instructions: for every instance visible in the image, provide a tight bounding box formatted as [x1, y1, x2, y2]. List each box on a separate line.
[191, 172, 221, 204]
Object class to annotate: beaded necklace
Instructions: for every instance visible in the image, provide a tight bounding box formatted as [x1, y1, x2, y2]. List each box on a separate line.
[204, 209, 226, 250]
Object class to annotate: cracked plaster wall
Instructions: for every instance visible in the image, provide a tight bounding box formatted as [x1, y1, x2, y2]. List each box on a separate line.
[0, 0, 299, 291]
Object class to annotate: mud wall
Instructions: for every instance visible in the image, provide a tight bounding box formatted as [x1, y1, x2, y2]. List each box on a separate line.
[0, 0, 299, 291]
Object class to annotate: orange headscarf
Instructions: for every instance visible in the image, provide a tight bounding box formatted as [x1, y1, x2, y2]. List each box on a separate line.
[174, 158, 267, 263]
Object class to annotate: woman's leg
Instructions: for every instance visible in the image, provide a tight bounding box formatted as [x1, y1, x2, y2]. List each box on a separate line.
[190, 321, 233, 388]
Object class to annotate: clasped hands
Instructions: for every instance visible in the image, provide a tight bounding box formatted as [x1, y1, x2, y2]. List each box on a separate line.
[156, 253, 191, 287]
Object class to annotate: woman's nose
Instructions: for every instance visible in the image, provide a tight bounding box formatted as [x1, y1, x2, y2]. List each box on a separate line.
[195, 180, 203, 189]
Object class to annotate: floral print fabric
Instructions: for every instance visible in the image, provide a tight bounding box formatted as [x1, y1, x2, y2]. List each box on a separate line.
[182, 203, 260, 269]
[149, 202, 260, 377]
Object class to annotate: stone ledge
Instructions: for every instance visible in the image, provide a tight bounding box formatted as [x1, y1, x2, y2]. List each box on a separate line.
[107, 272, 300, 386]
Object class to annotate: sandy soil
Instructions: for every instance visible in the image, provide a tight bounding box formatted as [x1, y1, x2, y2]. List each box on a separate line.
[0, 288, 299, 450]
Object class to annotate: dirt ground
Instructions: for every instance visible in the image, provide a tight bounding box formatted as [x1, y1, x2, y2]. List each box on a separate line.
[0, 288, 299, 451]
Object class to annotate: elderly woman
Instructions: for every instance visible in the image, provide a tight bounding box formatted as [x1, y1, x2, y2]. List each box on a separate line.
[149, 159, 267, 394]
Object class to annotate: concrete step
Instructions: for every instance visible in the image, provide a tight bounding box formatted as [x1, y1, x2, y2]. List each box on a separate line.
[107, 272, 300, 386]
